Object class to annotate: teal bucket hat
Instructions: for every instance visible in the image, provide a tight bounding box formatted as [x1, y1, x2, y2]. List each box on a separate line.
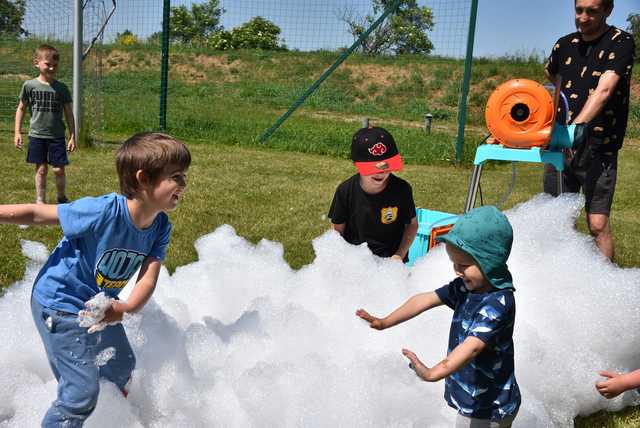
[436, 205, 514, 290]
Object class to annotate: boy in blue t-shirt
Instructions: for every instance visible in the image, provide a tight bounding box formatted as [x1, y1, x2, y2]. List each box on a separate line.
[357, 206, 520, 427]
[0, 132, 190, 427]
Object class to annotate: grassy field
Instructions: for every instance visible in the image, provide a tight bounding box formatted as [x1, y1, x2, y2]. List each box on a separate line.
[1, 40, 640, 426]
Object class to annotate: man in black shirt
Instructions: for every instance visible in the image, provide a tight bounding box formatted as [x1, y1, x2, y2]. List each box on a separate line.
[543, 0, 635, 260]
[328, 127, 418, 261]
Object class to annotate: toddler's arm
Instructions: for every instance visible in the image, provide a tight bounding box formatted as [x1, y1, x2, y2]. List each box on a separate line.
[0, 204, 59, 225]
[402, 336, 486, 382]
[392, 216, 418, 261]
[356, 291, 442, 330]
[14, 100, 25, 149]
[596, 369, 640, 399]
[101, 256, 162, 323]
[63, 103, 76, 152]
[330, 222, 345, 236]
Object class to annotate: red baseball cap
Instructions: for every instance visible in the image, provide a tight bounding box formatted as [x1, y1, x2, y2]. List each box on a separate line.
[351, 127, 403, 176]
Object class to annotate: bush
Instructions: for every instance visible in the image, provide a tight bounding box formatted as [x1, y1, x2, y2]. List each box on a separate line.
[229, 17, 285, 50]
[115, 30, 138, 46]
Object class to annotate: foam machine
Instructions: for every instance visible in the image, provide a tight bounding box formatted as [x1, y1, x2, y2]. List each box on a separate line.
[407, 78, 581, 264]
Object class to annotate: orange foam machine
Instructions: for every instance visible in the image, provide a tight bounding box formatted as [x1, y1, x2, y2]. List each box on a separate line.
[485, 78, 556, 149]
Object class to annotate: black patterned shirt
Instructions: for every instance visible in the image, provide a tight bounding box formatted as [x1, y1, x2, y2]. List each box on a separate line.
[545, 26, 635, 152]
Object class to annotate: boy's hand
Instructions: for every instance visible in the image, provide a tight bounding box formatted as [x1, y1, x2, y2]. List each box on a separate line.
[356, 308, 386, 330]
[78, 292, 125, 334]
[390, 254, 403, 262]
[67, 136, 76, 152]
[596, 371, 627, 399]
[402, 348, 431, 381]
[14, 134, 22, 149]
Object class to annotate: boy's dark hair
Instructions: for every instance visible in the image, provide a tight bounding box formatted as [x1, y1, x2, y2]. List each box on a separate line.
[34, 44, 60, 61]
[116, 132, 191, 198]
[574, 0, 613, 10]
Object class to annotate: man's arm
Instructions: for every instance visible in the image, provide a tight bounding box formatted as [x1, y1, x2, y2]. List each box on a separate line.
[14, 100, 25, 149]
[63, 102, 76, 152]
[573, 71, 620, 124]
[356, 291, 443, 330]
[392, 216, 418, 260]
[0, 204, 59, 225]
[102, 257, 162, 322]
[403, 336, 487, 382]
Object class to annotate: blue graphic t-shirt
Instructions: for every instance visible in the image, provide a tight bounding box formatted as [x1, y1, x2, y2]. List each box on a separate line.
[435, 278, 521, 421]
[32, 193, 172, 314]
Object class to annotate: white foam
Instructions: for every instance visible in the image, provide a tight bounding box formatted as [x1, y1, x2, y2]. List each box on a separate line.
[0, 194, 638, 427]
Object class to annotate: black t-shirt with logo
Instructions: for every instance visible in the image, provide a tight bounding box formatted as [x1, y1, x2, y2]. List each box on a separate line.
[545, 26, 635, 152]
[328, 173, 416, 258]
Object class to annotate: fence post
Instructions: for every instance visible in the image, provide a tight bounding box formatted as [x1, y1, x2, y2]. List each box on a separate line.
[258, 0, 402, 143]
[455, 0, 479, 162]
[73, 0, 83, 145]
[159, 0, 170, 131]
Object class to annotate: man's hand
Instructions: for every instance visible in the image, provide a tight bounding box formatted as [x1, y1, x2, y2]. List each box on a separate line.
[356, 308, 386, 330]
[14, 134, 22, 149]
[596, 371, 627, 399]
[402, 348, 431, 381]
[571, 123, 592, 170]
[67, 136, 76, 153]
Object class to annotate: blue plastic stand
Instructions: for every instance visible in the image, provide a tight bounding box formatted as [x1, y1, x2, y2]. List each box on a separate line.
[473, 145, 564, 170]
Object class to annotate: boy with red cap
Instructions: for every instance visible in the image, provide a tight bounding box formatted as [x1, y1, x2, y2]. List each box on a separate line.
[328, 126, 418, 261]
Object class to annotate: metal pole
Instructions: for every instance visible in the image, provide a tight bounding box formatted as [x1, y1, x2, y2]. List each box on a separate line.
[159, 0, 170, 130]
[455, 0, 479, 162]
[464, 164, 483, 212]
[73, 0, 82, 143]
[259, 0, 402, 143]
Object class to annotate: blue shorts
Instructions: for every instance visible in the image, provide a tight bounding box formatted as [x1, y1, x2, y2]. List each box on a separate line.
[27, 136, 69, 167]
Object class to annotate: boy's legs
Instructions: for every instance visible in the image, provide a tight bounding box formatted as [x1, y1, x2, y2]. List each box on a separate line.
[97, 323, 136, 394]
[31, 297, 100, 427]
[27, 137, 50, 203]
[48, 138, 70, 203]
[35, 163, 48, 204]
[455, 414, 517, 428]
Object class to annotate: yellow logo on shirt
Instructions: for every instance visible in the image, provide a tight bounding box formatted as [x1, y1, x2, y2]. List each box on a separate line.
[380, 206, 398, 224]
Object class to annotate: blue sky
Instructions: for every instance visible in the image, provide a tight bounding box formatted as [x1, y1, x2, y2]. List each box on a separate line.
[474, 0, 638, 58]
[22, 0, 639, 59]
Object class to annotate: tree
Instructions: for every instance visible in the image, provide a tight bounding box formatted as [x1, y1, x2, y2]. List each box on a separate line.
[627, 13, 639, 63]
[170, 0, 224, 44]
[342, 0, 434, 55]
[0, 0, 27, 38]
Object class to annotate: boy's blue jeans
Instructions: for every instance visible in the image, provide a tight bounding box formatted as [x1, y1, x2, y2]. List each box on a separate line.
[31, 296, 136, 427]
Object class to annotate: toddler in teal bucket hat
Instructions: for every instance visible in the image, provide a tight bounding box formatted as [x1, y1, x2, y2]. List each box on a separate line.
[357, 205, 520, 427]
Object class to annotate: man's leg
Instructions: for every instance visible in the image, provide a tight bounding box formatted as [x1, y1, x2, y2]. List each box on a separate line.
[587, 213, 614, 260]
[583, 152, 617, 261]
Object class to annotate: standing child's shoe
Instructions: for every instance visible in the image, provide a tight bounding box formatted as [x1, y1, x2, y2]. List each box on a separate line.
[57, 196, 69, 204]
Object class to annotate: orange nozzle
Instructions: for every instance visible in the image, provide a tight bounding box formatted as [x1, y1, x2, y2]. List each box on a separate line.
[485, 79, 555, 149]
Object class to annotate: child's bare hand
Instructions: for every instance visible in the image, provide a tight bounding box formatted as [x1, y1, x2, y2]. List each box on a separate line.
[596, 371, 626, 399]
[402, 348, 430, 381]
[102, 300, 127, 324]
[390, 254, 403, 262]
[14, 134, 22, 149]
[356, 308, 385, 330]
[67, 137, 76, 152]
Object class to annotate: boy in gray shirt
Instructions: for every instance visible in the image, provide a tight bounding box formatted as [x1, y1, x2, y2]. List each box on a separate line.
[15, 44, 76, 204]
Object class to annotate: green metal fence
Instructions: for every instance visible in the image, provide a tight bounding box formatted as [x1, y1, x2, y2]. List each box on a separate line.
[1, 0, 479, 162]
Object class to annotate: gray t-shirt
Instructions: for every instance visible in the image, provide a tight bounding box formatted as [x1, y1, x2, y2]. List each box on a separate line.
[19, 78, 72, 139]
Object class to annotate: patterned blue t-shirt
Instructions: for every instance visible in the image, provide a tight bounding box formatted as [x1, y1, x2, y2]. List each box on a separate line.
[32, 193, 172, 314]
[435, 278, 520, 421]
